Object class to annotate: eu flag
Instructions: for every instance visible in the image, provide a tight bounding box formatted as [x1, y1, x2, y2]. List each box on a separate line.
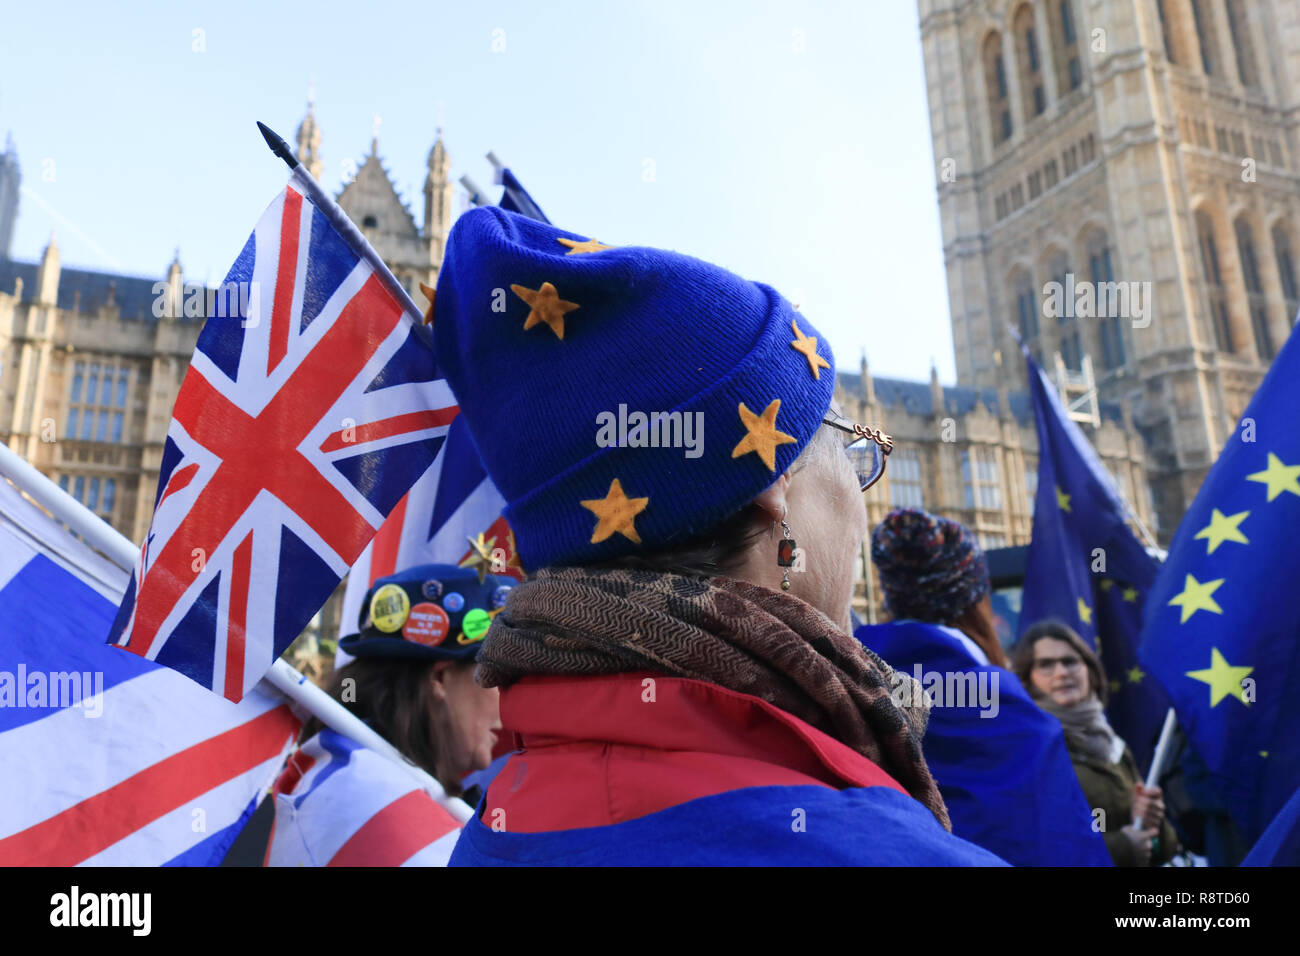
[1019, 346, 1168, 771]
[1138, 323, 1300, 845]
[498, 168, 550, 224]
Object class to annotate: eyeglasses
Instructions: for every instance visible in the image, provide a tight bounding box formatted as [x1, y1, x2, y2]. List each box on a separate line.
[1032, 655, 1084, 674]
[821, 409, 893, 491]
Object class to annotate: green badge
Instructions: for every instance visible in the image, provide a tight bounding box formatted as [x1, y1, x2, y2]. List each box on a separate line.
[459, 607, 492, 643]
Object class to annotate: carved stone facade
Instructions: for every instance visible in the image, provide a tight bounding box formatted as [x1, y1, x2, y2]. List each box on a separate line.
[918, 0, 1300, 539]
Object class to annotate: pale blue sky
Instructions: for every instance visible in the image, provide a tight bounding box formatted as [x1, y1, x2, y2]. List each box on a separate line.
[1, 0, 956, 383]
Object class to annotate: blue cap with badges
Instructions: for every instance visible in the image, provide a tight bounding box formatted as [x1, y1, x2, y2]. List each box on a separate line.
[340, 563, 517, 662]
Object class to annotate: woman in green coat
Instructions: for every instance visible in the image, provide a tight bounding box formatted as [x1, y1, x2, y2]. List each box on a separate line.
[1012, 620, 1180, 866]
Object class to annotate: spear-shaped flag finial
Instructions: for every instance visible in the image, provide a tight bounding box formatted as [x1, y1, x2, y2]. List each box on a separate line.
[257, 121, 298, 171]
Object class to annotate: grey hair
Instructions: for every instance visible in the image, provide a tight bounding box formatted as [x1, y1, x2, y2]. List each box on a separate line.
[592, 424, 842, 579]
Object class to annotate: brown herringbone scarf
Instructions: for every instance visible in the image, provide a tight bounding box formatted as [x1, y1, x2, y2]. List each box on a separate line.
[477, 565, 950, 829]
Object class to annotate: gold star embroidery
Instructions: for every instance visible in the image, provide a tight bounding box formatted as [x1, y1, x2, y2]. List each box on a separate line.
[460, 532, 497, 584]
[789, 319, 830, 380]
[419, 282, 436, 325]
[1122, 587, 1139, 603]
[1127, 666, 1145, 685]
[1187, 648, 1253, 708]
[1077, 596, 1092, 626]
[557, 236, 613, 255]
[1055, 486, 1072, 513]
[581, 479, 649, 544]
[511, 282, 580, 339]
[732, 400, 797, 471]
[1194, 508, 1250, 554]
[1168, 573, 1225, 624]
[1247, 453, 1300, 502]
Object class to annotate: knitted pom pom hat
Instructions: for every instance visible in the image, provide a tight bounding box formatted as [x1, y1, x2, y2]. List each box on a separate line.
[432, 207, 836, 572]
[870, 508, 990, 622]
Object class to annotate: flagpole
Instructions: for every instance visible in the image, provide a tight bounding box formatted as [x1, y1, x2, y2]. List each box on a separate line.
[0, 441, 472, 822]
[256, 122, 427, 330]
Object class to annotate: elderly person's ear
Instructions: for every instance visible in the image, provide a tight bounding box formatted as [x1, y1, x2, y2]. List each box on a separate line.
[750, 473, 791, 527]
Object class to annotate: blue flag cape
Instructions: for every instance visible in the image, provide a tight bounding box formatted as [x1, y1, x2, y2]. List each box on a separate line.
[857, 621, 1111, 866]
[449, 784, 1007, 866]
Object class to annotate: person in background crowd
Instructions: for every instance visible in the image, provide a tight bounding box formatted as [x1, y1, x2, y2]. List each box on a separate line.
[1013, 619, 1180, 866]
[431, 206, 1004, 865]
[858, 508, 1111, 866]
[266, 564, 511, 866]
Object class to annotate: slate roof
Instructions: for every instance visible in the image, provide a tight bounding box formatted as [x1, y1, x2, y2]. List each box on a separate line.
[0, 256, 202, 322]
[837, 371, 1123, 426]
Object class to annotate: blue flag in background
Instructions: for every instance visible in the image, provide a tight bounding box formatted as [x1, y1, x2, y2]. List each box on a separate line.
[1019, 346, 1167, 772]
[498, 168, 550, 224]
[1138, 324, 1300, 846]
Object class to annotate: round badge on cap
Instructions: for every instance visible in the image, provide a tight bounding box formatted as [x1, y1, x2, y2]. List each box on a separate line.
[369, 583, 411, 634]
[444, 592, 465, 613]
[459, 608, 492, 644]
[491, 585, 513, 609]
[404, 602, 451, 646]
[421, 579, 443, 601]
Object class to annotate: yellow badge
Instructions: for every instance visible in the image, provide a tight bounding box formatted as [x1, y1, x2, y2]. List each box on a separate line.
[369, 583, 411, 633]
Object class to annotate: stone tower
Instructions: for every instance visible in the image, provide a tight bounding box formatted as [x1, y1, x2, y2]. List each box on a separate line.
[0, 133, 20, 259]
[295, 101, 324, 182]
[424, 130, 454, 271]
[918, 0, 1300, 538]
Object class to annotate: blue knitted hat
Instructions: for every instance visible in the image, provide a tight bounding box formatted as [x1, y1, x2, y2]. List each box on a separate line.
[432, 207, 836, 571]
[870, 508, 990, 622]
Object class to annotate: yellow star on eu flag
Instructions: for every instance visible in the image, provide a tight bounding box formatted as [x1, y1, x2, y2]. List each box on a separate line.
[1077, 596, 1092, 626]
[1186, 647, 1253, 707]
[1194, 508, 1250, 554]
[1127, 666, 1144, 684]
[1168, 573, 1225, 624]
[1247, 452, 1300, 502]
[1122, 587, 1139, 603]
[1098, 579, 1114, 592]
[1055, 486, 1071, 512]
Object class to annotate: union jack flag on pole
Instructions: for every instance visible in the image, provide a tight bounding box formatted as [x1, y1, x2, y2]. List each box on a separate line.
[109, 127, 457, 702]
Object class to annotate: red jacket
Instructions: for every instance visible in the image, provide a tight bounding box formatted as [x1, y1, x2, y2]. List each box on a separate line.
[483, 672, 909, 832]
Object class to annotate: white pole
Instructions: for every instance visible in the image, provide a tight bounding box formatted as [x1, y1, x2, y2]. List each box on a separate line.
[1135, 707, 1179, 830]
[0, 442, 473, 822]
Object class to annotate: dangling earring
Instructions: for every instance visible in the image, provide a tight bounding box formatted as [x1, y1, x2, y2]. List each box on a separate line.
[776, 508, 796, 591]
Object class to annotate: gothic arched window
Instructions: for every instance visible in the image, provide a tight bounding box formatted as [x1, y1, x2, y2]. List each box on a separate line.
[1273, 224, 1299, 325]
[1235, 218, 1274, 361]
[1190, 0, 1221, 76]
[1224, 0, 1258, 87]
[1012, 268, 1039, 345]
[1047, 0, 1082, 93]
[1013, 4, 1046, 118]
[1048, 250, 1082, 371]
[1087, 231, 1126, 370]
[1197, 211, 1234, 352]
[985, 33, 1013, 146]
[1157, 0, 1178, 64]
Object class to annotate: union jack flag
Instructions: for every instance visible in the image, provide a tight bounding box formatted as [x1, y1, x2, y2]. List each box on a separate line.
[108, 180, 457, 701]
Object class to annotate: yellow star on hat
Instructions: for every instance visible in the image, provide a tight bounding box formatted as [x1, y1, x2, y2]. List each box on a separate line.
[557, 236, 613, 255]
[581, 478, 649, 544]
[732, 400, 797, 471]
[460, 532, 497, 584]
[511, 281, 580, 339]
[790, 319, 830, 380]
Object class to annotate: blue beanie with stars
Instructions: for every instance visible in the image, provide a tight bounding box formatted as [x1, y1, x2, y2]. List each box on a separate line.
[432, 206, 836, 572]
